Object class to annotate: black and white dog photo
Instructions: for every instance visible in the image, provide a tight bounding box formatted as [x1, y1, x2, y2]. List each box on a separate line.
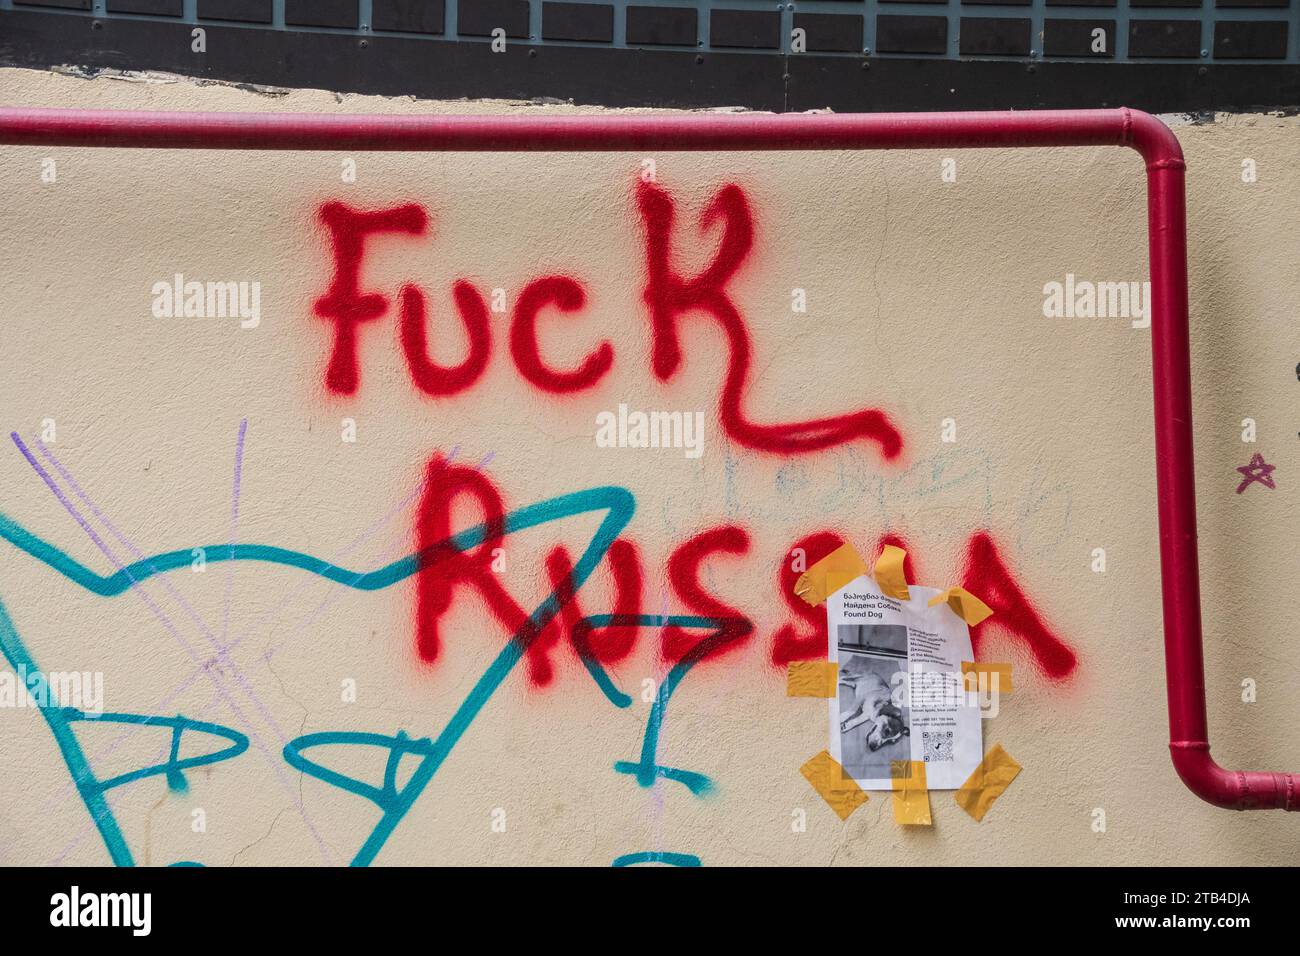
[837, 625, 910, 779]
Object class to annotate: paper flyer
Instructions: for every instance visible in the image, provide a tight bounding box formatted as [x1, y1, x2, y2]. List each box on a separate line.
[827, 577, 983, 790]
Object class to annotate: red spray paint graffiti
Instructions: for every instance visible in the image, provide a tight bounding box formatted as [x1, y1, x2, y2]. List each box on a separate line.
[635, 181, 903, 458]
[315, 193, 1076, 688]
[661, 524, 752, 664]
[313, 201, 428, 395]
[414, 453, 530, 665]
[771, 530, 844, 667]
[771, 531, 1078, 681]
[413, 454, 755, 683]
[510, 276, 613, 394]
[399, 280, 493, 396]
[310, 188, 905, 461]
[528, 540, 643, 686]
[962, 532, 1079, 681]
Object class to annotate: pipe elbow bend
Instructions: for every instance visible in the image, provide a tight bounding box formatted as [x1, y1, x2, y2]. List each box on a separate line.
[1171, 743, 1299, 811]
[1122, 108, 1185, 172]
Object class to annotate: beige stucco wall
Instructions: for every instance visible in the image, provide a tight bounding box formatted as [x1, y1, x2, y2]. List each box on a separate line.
[0, 66, 1295, 866]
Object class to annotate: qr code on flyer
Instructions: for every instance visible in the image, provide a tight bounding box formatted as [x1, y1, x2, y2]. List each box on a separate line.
[922, 731, 954, 762]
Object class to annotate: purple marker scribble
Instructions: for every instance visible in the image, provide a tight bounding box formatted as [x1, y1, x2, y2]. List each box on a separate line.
[1235, 453, 1276, 494]
[31, 435, 286, 742]
[43, 463, 439, 820]
[35, 442, 489, 860]
[14, 432, 337, 864]
[222, 418, 248, 646]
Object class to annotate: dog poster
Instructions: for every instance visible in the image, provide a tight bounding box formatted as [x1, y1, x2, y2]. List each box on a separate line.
[827, 580, 984, 790]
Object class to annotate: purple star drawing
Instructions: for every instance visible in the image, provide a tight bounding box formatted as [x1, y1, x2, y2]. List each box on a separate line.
[1235, 453, 1277, 494]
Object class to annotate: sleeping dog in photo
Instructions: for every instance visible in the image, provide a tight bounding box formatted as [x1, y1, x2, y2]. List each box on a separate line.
[839, 655, 909, 752]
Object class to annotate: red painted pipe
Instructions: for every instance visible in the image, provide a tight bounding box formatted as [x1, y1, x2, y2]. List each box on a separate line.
[0, 106, 1292, 811]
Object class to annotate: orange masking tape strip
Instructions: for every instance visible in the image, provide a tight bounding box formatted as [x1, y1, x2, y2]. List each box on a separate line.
[961, 661, 1014, 694]
[954, 744, 1022, 822]
[793, 542, 868, 607]
[873, 544, 911, 601]
[928, 586, 995, 626]
[787, 661, 839, 698]
[800, 750, 869, 820]
[890, 760, 932, 826]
